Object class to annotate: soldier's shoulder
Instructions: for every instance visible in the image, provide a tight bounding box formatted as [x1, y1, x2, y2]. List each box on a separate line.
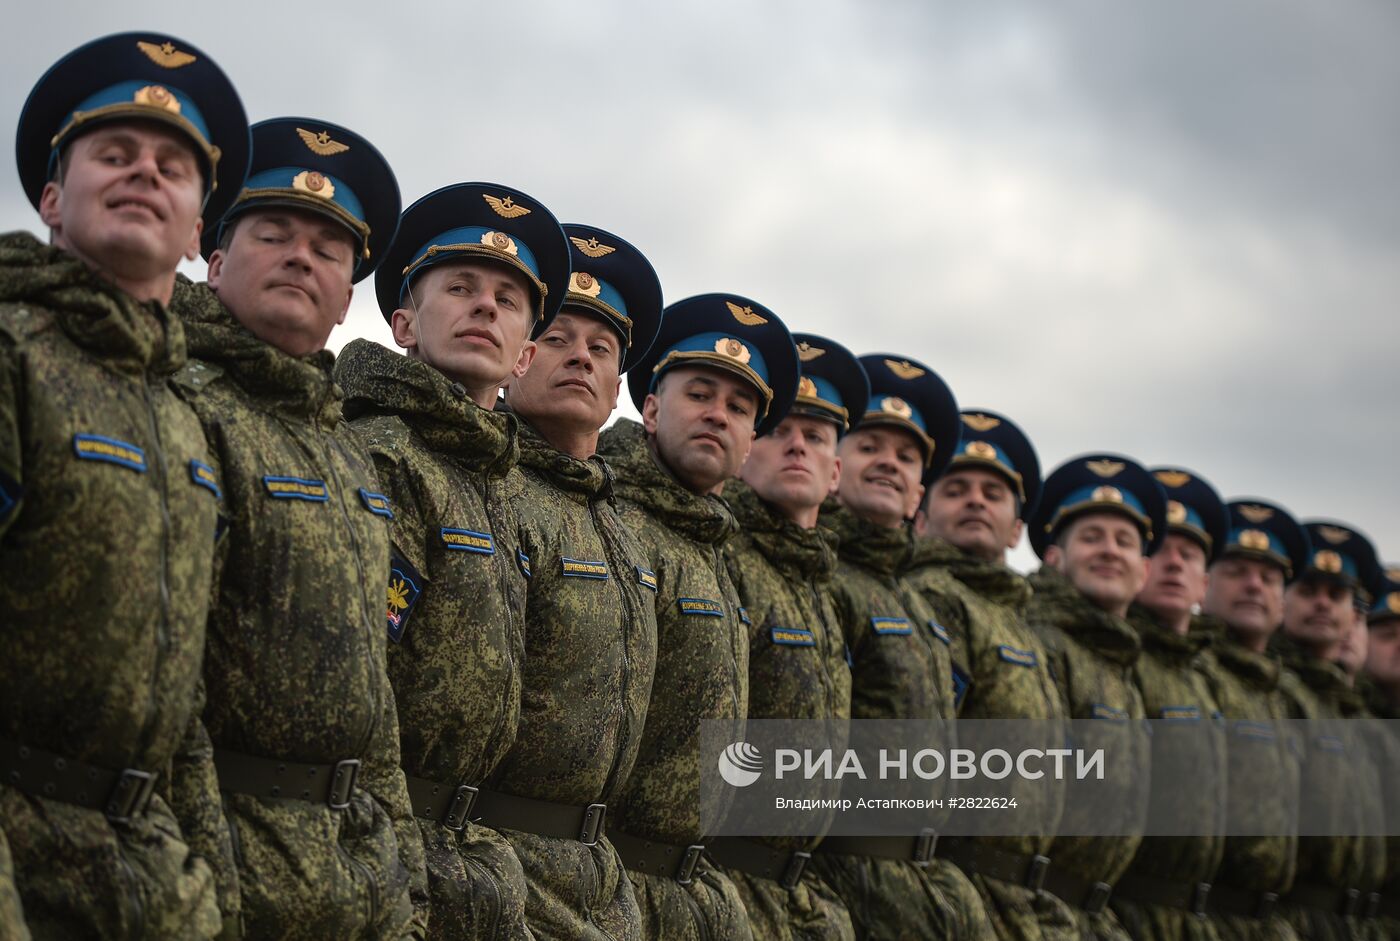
[170, 357, 228, 399]
[343, 412, 414, 460]
[0, 300, 60, 349]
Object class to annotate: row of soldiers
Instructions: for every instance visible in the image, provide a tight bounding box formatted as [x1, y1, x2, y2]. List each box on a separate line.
[2, 29, 1397, 941]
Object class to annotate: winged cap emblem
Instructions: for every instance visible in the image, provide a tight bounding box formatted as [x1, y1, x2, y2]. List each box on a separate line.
[570, 236, 615, 258]
[1317, 525, 1352, 546]
[484, 194, 531, 218]
[796, 342, 825, 362]
[1154, 470, 1192, 489]
[1092, 486, 1124, 505]
[961, 413, 1001, 432]
[296, 128, 349, 156]
[137, 40, 196, 68]
[885, 359, 925, 380]
[880, 396, 913, 420]
[1239, 504, 1274, 524]
[726, 301, 768, 326]
[1086, 459, 1125, 478]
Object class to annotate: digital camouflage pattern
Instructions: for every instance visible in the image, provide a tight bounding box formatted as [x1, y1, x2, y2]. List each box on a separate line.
[595, 419, 754, 941]
[718, 479, 855, 941]
[171, 281, 426, 939]
[1352, 688, 1400, 941]
[1025, 566, 1151, 941]
[335, 337, 532, 941]
[905, 537, 1078, 941]
[809, 502, 992, 941]
[0, 829, 27, 941]
[0, 233, 228, 940]
[1194, 615, 1302, 941]
[1111, 609, 1225, 941]
[492, 413, 655, 940]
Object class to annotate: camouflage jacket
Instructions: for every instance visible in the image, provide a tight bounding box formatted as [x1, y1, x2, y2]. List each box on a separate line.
[490, 413, 657, 807]
[172, 282, 426, 935]
[0, 234, 231, 908]
[1194, 616, 1300, 895]
[1025, 567, 1150, 887]
[596, 419, 747, 847]
[335, 338, 528, 795]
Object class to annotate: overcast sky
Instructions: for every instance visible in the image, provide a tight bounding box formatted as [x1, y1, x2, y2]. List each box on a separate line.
[4, 1, 1397, 569]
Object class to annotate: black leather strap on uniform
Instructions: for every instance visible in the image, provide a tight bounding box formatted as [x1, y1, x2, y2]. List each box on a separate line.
[707, 837, 811, 890]
[0, 737, 156, 822]
[610, 829, 707, 885]
[1283, 881, 1369, 919]
[1040, 865, 1114, 915]
[1114, 870, 1211, 917]
[213, 747, 359, 810]
[1206, 882, 1280, 919]
[472, 788, 606, 846]
[815, 831, 939, 865]
[405, 774, 479, 831]
[936, 840, 1051, 892]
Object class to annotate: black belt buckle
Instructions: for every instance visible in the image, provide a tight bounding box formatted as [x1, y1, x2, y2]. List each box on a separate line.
[328, 759, 360, 810]
[780, 851, 811, 890]
[1341, 887, 1361, 918]
[579, 803, 607, 846]
[1085, 882, 1113, 915]
[912, 828, 938, 865]
[106, 768, 156, 824]
[1026, 855, 1051, 893]
[443, 785, 479, 831]
[676, 844, 706, 885]
[1191, 882, 1211, 918]
[1257, 891, 1279, 919]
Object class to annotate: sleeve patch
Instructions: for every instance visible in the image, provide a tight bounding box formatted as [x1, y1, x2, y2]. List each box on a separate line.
[358, 488, 394, 519]
[678, 598, 724, 617]
[996, 645, 1038, 668]
[870, 616, 912, 636]
[440, 528, 495, 554]
[636, 567, 658, 591]
[770, 627, 816, 647]
[188, 460, 221, 499]
[517, 549, 532, 579]
[1159, 705, 1201, 722]
[1314, 734, 1347, 754]
[0, 468, 22, 522]
[1090, 703, 1129, 722]
[952, 664, 971, 711]
[562, 558, 609, 579]
[387, 553, 423, 643]
[1231, 721, 1276, 743]
[738, 607, 752, 625]
[263, 475, 328, 502]
[73, 433, 146, 472]
[929, 620, 951, 645]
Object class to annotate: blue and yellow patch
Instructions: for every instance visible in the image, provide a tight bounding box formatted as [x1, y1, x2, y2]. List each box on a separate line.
[770, 627, 815, 647]
[359, 488, 394, 519]
[263, 475, 328, 502]
[1232, 721, 1275, 742]
[952, 664, 971, 711]
[187, 459, 220, 499]
[997, 645, 1038, 668]
[440, 528, 494, 554]
[871, 616, 912, 636]
[1314, 735, 1346, 754]
[0, 468, 19, 521]
[517, 549, 532, 579]
[1159, 706, 1201, 722]
[387, 553, 422, 644]
[1091, 703, 1129, 722]
[73, 433, 146, 472]
[929, 621, 951, 645]
[636, 567, 658, 592]
[678, 597, 724, 617]
[562, 557, 609, 580]
[739, 607, 752, 625]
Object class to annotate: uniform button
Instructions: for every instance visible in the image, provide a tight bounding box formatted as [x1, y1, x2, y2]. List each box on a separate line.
[449, 382, 467, 399]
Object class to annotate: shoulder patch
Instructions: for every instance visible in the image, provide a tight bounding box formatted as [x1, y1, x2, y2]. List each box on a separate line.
[188, 459, 221, 499]
[358, 488, 393, 519]
[73, 433, 146, 472]
[0, 467, 20, 522]
[1090, 703, 1129, 722]
[1231, 720, 1275, 742]
[562, 558, 609, 580]
[1314, 734, 1347, 754]
[1159, 705, 1201, 722]
[952, 664, 971, 711]
[440, 528, 495, 554]
[170, 359, 225, 396]
[929, 621, 951, 645]
[871, 616, 912, 636]
[636, 566, 658, 591]
[770, 627, 816, 647]
[739, 607, 752, 625]
[678, 597, 724, 617]
[997, 645, 1038, 668]
[263, 475, 328, 502]
[517, 549, 532, 579]
[387, 552, 423, 644]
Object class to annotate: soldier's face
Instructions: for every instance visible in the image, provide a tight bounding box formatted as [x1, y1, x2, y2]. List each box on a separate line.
[503, 311, 622, 442]
[1204, 556, 1285, 642]
[1365, 619, 1400, 686]
[1136, 533, 1210, 624]
[1283, 576, 1354, 654]
[1044, 513, 1150, 618]
[740, 414, 841, 526]
[39, 123, 204, 291]
[391, 260, 537, 409]
[1336, 608, 1368, 678]
[643, 367, 758, 496]
[917, 467, 1022, 561]
[836, 426, 925, 529]
[207, 209, 355, 357]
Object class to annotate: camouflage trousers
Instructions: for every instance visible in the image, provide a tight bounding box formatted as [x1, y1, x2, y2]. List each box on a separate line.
[501, 831, 641, 941]
[1065, 908, 1131, 941]
[1278, 903, 1363, 941]
[627, 862, 754, 941]
[807, 854, 992, 940]
[0, 827, 29, 941]
[719, 867, 855, 941]
[968, 873, 1079, 941]
[1, 785, 221, 940]
[1212, 913, 1301, 941]
[1109, 898, 1221, 941]
[421, 819, 532, 941]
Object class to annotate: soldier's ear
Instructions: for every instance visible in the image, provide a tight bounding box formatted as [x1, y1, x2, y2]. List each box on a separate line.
[183, 217, 203, 262]
[511, 339, 536, 380]
[390, 306, 418, 351]
[829, 454, 842, 497]
[642, 392, 661, 435]
[336, 284, 353, 326]
[1044, 544, 1064, 569]
[206, 249, 225, 290]
[1007, 518, 1024, 551]
[38, 180, 63, 232]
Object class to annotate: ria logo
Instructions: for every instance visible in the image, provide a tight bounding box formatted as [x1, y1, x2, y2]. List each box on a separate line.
[718, 741, 763, 787]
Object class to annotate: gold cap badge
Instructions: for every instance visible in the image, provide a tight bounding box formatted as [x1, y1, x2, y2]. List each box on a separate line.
[961, 413, 1001, 432]
[726, 301, 768, 326]
[965, 440, 998, 461]
[1238, 529, 1272, 552]
[570, 236, 615, 258]
[133, 85, 181, 115]
[715, 337, 752, 364]
[1087, 459, 1125, 478]
[292, 170, 334, 200]
[1317, 525, 1352, 546]
[569, 271, 602, 298]
[1314, 550, 1344, 574]
[484, 194, 531, 218]
[1092, 486, 1124, 505]
[1239, 504, 1275, 524]
[137, 40, 196, 69]
[884, 359, 925, 380]
[1154, 470, 1192, 489]
[481, 231, 519, 256]
[296, 127, 349, 156]
[796, 342, 825, 362]
[1388, 593, 1400, 615]
[1167, 500, 1188, 524]
[797, 376, 819, 398]
[881, 396, 913, 420]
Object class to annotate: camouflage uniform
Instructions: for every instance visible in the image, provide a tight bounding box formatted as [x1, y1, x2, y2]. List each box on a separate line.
[1024, 567, 1152, 941]
[488, 414, 654, 940]
[170, 282, 427, 939]
[0, 234, 228, 939]
[0, 829, 27, 941]
[712, 480, 855, 941]
[595, 419, 754, 941]
[1194, 616, 1302, 941]
[1355, 683, 1400, 940]
[905, 537, 1078, 941]
[809, 503, 992, 941]
[1110, 609, 1226, 941]
[335, 338, 532, 941]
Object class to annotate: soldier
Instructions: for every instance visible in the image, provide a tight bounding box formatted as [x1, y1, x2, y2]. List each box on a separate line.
[490, 224, 665, 938]
[909, 410, 1078, 941]
[335, 181, 570, 939]
[169, 117, 427, 938]
[1363, 568, 1400, 719]
[1111, 469, 1230, 940]
[1195, 499, 1308, 941]
[597, 293, 800, 941]
[706, 333, 866, 940]
[2, 32, 250, 939]
[807, 354, 993, 940]
[1273, 522, 1387, 941]
[1024, 454, 1163, 941]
